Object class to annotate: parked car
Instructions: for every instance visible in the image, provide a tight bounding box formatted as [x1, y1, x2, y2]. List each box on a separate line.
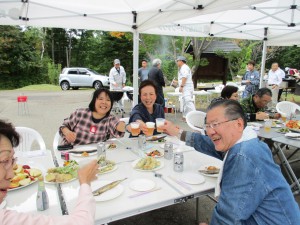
[59, 67, 109, 90]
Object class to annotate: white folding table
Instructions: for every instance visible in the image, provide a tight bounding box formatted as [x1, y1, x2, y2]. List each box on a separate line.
[55, 136, 220, 224]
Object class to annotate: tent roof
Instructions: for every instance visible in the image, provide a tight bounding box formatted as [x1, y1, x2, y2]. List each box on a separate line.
[0, 0, 266, 32]
[144, 0, 300, 46]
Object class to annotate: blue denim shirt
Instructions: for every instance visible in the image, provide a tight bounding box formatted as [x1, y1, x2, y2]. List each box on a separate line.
[185, 131, 300, 225]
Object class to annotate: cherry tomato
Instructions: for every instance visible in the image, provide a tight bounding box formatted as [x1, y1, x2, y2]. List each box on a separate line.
[23, 165, 31, 169]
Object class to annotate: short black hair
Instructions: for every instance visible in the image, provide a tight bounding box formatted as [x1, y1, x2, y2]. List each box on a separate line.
[141, 59, 148, 63]
[255, 88, 272, 98]
[221, 85, 239, 99]
[207, 99, 247, 128]
[247, 60, 256, 66]
[88, 88, 114, 116]
[0, 120, 20, 147]
[139, 80, 158, 96]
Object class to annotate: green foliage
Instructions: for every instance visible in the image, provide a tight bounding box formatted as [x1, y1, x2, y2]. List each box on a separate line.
[266, 46, 300, 69]
[48, 62, 62, 85]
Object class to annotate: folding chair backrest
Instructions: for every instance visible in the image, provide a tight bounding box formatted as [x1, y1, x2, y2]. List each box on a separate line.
[15, 127, 46, 151]
[186, 111, 206, 134]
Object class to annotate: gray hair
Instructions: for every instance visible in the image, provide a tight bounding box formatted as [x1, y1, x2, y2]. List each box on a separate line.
[256, 88, 272, 98]
[152, 58, 162, 67]
[207, 99, 247, 128]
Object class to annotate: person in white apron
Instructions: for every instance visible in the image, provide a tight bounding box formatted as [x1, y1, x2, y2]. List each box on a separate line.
[176, 56, 196, 120]
[109, 59, 126, 111]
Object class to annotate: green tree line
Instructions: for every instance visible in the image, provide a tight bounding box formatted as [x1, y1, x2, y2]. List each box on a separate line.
[1, 25, 300, 89]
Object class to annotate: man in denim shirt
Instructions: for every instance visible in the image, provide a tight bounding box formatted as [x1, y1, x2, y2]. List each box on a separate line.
[162, 100, 300, 225]
[242, 60, 260, 98]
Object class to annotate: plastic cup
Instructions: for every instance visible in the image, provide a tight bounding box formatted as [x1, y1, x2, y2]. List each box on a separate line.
[145, 122, 155, 136]
[281, 113, 287, 123]
[264, 119, 272, 132]
[156, 118, 165, 133]
[130, 122, 140, 136]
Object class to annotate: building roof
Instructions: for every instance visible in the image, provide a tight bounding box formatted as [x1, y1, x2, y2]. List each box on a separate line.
[185, 40, 241, 54]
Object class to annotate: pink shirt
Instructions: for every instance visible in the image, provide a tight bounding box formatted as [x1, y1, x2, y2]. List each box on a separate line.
[0, 184, 95, 225]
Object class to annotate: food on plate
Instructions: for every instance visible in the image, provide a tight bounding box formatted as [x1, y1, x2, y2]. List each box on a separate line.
[92, 178, 127, 196]
[46, 160, 78, 183]
[158, 138, 166, 143]
[277, 127, 290, 133]
[107, 143, 117, 149]
[97, 159, 116, 174]
[207, 166, 219, 171]
[286, 120, 300, 129]
[146, 150, 162, 157]
[9, 164, 41, 189]
[134, 157, 161, 170]
[81, 151, 89, 157]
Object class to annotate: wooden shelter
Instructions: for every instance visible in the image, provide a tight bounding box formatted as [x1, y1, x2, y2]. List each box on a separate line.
[185, 40, 241, 86]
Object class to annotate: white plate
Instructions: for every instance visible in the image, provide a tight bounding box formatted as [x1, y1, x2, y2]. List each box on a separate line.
[91, 180, 124, 201]
[145, 149, 164, 158]
[0, 200, 6, 209]
[179, 173, 205, 185]
[247, 122, 262, 128]
[159, 143, 178, 150]
[198, 164, 220, 178]
[98, 165, 118, 175]
[129, 179, 156, 192]
[132, 159, 164, 172]
[70, 151, 97, 157]
[72, 145, 97, 152]
[44, 177, 77, 184]
[8, 179, 38, 191]
[285, 133, 300, 139]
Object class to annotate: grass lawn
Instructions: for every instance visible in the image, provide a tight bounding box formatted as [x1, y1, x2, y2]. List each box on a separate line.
[16, 84, 61, 91]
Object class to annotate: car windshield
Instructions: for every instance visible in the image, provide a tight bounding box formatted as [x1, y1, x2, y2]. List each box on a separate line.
[87, 69, 100, 75]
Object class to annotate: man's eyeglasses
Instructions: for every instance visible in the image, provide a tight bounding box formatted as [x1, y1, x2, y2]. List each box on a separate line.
[0, 157, 18, 170]
[204, 118, 238, 131]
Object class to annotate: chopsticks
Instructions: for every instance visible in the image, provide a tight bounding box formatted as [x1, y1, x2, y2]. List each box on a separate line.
[128, 187, 161, 198]
[168, 176, 192, 191]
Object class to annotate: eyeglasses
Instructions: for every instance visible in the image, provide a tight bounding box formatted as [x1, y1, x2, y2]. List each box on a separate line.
[0, 157, 18, 170]
[204, 119, 238, 131]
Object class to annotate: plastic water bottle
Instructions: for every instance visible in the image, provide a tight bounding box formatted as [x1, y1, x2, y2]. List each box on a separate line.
[36, 176, 49, 211]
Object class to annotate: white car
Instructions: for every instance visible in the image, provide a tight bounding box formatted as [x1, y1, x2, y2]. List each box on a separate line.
[59, 67, 109, 90]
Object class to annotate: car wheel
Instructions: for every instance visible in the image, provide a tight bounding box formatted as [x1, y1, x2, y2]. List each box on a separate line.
[72, 87, 79, 90]
[93, 81, 103, 90]
[60, 81, 70, 91]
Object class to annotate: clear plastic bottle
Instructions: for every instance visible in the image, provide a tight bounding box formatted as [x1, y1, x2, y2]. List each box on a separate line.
[36, 176, 49, 211]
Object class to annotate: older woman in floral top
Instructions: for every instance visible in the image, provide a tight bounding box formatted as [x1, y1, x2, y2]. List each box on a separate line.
[59, 88, 126, 145]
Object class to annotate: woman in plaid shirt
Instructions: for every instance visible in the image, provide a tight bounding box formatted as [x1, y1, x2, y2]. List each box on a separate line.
[59, 89, 126, 145]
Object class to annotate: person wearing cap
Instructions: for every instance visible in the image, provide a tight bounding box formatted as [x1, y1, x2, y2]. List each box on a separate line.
[148, 59, 166, 107]
[109, 59, 127, 111]
[176, 56, 196, 121]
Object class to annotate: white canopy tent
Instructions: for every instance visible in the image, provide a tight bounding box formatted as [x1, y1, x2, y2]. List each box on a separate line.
[144, 0, 300, 87]
[0, 0, 265, 104]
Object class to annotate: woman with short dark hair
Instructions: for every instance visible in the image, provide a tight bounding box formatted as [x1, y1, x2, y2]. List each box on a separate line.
[59, 88, 125, 145]
[211, 85, 239, 104]
[128, 80, 165, 136]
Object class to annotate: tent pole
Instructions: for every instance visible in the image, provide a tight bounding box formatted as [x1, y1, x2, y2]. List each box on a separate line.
[260, 28, 268, 88]
[133, 30, 139, 106]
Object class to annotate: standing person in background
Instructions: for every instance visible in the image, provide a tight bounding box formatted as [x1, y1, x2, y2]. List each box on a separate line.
[176, 56, 196, 121]
[109, 59, 126, 112]
[148, 58, 165, 107]
[267, 62, 285, 102]
[138, 59, 149, 85]
[266, 62, 284, 104]
[242, 60, 260, 98]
